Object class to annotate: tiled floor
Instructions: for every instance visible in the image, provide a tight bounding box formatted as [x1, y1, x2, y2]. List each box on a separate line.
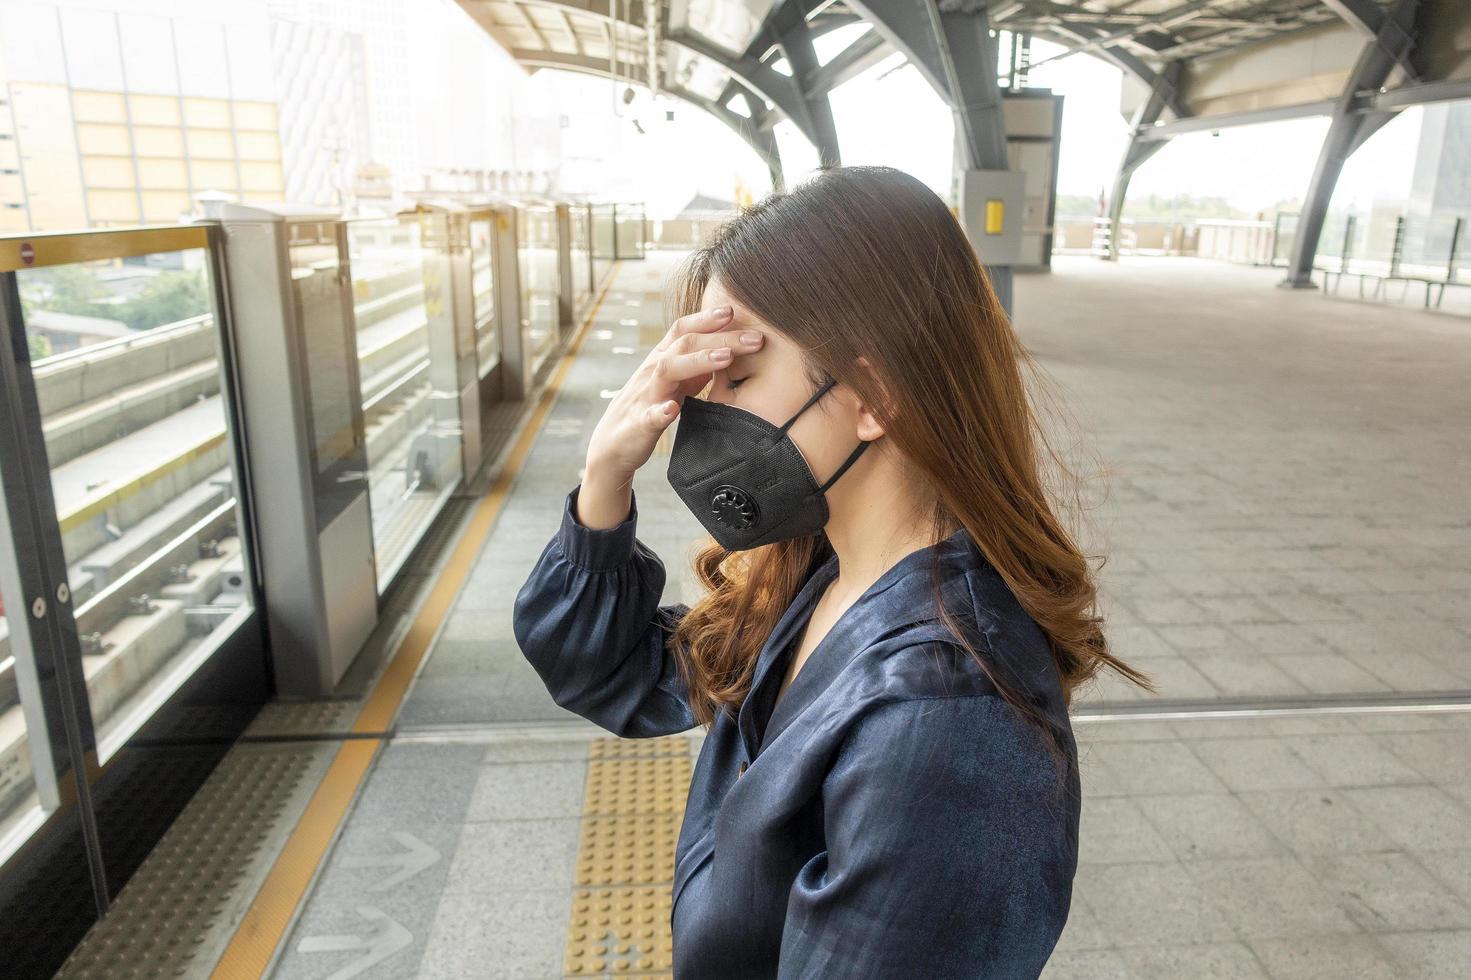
[1027, 256, 1471, 707]
[1051, 708, 1471, 978]
[269, 252, 1471, 979]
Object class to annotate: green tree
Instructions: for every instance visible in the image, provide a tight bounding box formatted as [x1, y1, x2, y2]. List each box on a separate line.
[27, 331, 52, 361]
[116, 270, 209, 329]
[20, 264, 108, 317]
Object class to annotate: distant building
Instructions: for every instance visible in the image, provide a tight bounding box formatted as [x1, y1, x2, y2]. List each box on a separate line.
[1409, 101, 1471, 222]
[678, 192, 737, 216]
[0, 0, 581, 233]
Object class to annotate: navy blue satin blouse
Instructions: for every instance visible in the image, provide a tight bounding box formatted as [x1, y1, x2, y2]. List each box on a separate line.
[512, 484, 1081, 979]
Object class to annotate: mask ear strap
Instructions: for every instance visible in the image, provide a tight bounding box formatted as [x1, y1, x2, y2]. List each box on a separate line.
[777, 377, 839, 436]
[817, 438, 873, 493]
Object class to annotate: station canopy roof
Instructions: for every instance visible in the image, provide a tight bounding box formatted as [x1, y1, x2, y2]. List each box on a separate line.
[455, 1, 1460, 138]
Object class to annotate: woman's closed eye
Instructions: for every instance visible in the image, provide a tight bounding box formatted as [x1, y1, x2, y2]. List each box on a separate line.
[725, 374, 750, 392]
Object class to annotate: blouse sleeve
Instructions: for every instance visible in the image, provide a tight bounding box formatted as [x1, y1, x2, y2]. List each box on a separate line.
[511, 483, 697, 738]
[776, 693, 1079, 980]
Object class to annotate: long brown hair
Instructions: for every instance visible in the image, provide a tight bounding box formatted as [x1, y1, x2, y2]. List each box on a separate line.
[665, 165, 1156, 775]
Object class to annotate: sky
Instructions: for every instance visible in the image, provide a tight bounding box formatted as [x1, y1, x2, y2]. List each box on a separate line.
[529, 27, 1428, 221]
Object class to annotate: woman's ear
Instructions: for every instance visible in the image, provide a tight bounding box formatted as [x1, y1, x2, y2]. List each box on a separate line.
[853, 355, 891, 441]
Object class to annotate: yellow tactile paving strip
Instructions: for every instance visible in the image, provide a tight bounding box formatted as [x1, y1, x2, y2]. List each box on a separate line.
[564, 735, 692, 977]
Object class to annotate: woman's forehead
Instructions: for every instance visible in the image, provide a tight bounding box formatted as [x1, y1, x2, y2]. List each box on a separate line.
[700, 281, 771, 330]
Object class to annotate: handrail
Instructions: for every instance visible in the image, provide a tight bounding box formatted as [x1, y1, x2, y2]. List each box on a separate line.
[31, 313, 213, 370]
[0, 224, 209, 272]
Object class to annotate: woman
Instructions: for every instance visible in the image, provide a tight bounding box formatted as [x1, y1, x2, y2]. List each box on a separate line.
[512, 165, 1155, 978]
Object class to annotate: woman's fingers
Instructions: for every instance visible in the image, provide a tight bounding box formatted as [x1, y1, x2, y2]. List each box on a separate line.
[656, 304, 733, 351]
[643, 398, 679, 431]
[584, 306, 759, 480]
[652, 328, 763, 386]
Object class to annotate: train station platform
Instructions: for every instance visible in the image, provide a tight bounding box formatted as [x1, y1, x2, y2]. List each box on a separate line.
[55, 251, 1471, 979]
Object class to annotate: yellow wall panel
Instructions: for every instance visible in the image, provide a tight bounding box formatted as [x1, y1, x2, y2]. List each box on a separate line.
[234, 101, 278, 130]
[240, 190, 284, 205]
[239, 160, 284, 192]
[71, 90, 127, 124]
[137, 157, 188, 189]
[129, 94, 180, 127]
[182, 97, 231, 129]
[142, 189, 192, 222]
[133, 126, 185, 157]
[87, 188, 140, 222]
[186, 128, 235, 160]
[236, 101, 277, 130]
[76, 123, 131, 156]
[81, 155, 137, 188]
[190, 159, 237, 190]
[235, 130, 280, 162]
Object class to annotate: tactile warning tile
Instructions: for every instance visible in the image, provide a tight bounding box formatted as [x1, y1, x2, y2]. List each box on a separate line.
[563, 734, 693, 978]
[564, 885, 674, 975]
[50, 742, 338, 980]
[242, 698, 358, 738]
[586, 735, 691, 761]
[576, 813, 681, 885]
[584, 755, 689, 815]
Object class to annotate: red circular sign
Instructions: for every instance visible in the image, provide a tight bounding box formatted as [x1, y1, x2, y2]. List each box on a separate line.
[19, 242, 34, 266]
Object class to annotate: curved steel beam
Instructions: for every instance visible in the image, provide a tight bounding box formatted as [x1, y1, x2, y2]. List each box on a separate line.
[513, 49, 785, 190]
[1283, 0, 1421, 287]
[768, 0, 841, 165]
[1027, 23, 1190, 120]
[665, 27, 821, 146]
[1106, 60, 1182, 261]
[476, 0, 821, 147]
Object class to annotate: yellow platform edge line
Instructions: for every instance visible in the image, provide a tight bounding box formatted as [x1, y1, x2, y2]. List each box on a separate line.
[210, 260, 624, 979]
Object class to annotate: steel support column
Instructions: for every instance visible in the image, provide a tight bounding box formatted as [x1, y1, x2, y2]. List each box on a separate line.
[771, 2, 842, 167]
[1106, 61, 1182, 262]
[1282, 0, 1421, 288]
[847, 0, 1016, 315]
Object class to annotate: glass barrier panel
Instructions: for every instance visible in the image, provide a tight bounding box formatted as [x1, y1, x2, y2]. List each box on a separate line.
[469, 216, 498, 379]
[592, 205, 616, 286]
[1347, 211, 1397, 277]
[13, 240, 255, 767]
[0, 569, 49, 864]
[346, 214, 464, 593]
[518, 206, 559, 377]
[1314, 212, 1353, 269]
[1272, 213, 1298, 267]
[571, 206, 591, 303]
[614, 206, 645, 259]
[1400, 214, 1458, 280]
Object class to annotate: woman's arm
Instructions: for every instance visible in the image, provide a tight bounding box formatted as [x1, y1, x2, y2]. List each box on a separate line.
[511, 483, 696, 738]
[776, 691, 1080, 979]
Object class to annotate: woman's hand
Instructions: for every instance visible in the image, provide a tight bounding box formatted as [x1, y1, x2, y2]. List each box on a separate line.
[577, 305, 763, 528]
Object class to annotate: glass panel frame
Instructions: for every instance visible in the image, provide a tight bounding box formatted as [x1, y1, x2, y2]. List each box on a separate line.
[345, 212, 465, 594]
[469, 214, 500, 380]
[0, 223, 271, 974]
[10, 229, 259, 769]
[518, 204, 560, 379]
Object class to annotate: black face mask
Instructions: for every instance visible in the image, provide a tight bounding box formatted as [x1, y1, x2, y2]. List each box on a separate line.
[666, 376, 875, 551]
